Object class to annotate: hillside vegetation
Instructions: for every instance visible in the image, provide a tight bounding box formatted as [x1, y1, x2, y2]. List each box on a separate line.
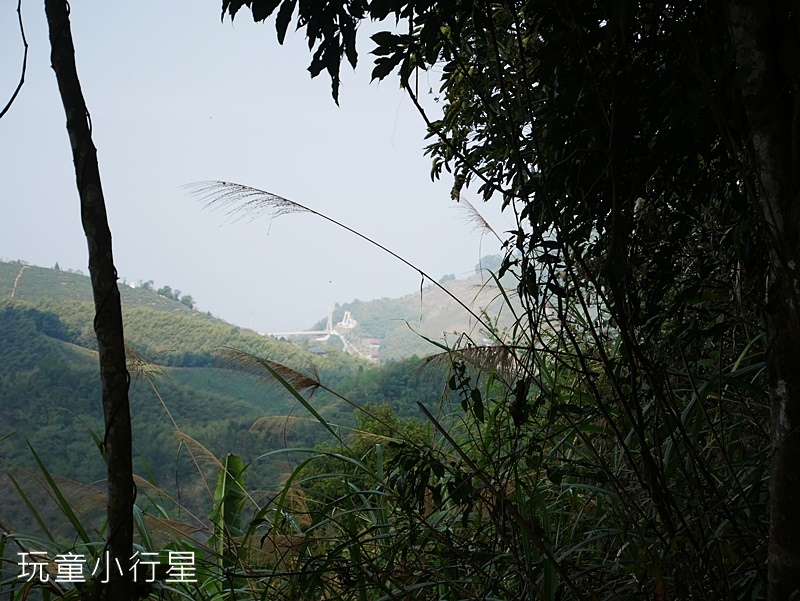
[1, 260, 364, 377]
[0, 260, 451, 533]
[310, 269, 520, 361]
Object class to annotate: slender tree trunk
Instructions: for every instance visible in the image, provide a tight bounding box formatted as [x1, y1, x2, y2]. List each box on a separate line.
[727, 2, 800, 598]
[44, 2, 133, 600]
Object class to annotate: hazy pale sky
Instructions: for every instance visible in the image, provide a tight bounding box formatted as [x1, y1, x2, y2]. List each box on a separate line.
[0, 0, 507, 332]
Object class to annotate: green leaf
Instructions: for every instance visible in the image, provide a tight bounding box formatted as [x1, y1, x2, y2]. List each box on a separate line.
[371, 55, 403, 81]
[209, 453, 248, 565]
[471, 387, 484, 422]
[275, 0, 297, 44]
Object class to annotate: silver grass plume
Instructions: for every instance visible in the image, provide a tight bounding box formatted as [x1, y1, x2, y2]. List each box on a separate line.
[173, 431, 224, 471]
[125, 342, 170, 385]
[215, 348, 322, 399]
[186, 180, 310, 223]
[217, 348, 419, 445]
[456, 195, 502, 243]
[142, 515, 207, 548]
[185, 180, 501, 342]
[1, 461, 106, 536]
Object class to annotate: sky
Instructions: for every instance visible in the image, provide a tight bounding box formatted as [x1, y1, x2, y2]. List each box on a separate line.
[0, 0, 508, 333]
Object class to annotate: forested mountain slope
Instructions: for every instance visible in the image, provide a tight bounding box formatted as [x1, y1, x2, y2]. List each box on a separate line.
[309, 270, 520, 361]
[0, 260, 449, 532]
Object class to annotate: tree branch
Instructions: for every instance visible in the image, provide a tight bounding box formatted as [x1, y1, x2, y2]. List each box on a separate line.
[0, 0, 28, 120]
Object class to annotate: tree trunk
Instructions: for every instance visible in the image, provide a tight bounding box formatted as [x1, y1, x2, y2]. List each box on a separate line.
[727, 2, 800, 598]
[44, 2, 134, 600]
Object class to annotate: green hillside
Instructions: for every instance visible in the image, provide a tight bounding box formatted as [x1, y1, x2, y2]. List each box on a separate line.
[0, 260, 453, 534]
[1, 260, 363, 377]
[1, 259, 517, 364]
[310, 270, 521, 361]
[0, 262, 349, 527]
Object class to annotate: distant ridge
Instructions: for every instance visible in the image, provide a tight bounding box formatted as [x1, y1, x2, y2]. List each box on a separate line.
[0, 259, 365, 371]
[0, 259, 373, 527]
[1, 258, 518, 363]
[304, 271, 520, 361]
